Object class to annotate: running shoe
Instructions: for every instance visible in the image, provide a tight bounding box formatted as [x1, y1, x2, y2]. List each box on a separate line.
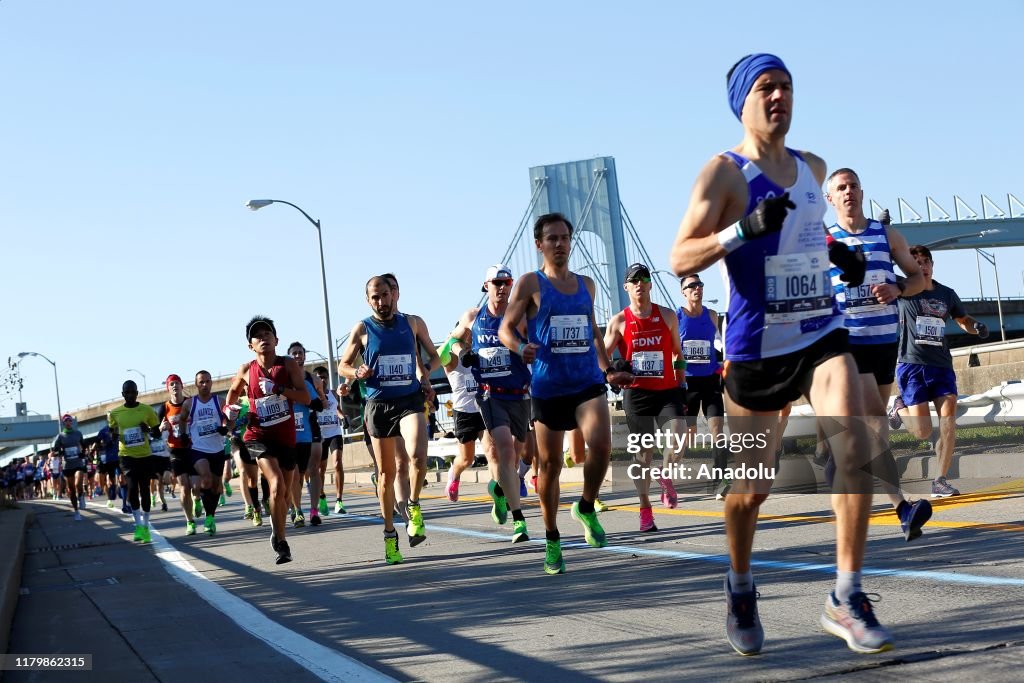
[293, 512, 305, 528]
[384, 531, 403, 565]
[571, 501, 607, 548]
[133, 525, 145, 542]
[73, 511, 82, 522]
[395, 501, 410, 525]
[594, 498, 609, 513]
[519, 477, 527, 498]
[319, 496, 329, 516]
[887, 396, 905, 430]
[218, 493, 226, 507]
[487, 480, 508, 525]
[446, 471, 460, 502]
[252, 508, 263, 527]
[820, 591, 894, 654]
[715, 478, 732, 501]
[140, 526, 152, 544]
[931, 477, 960, 498]
[275, 540, 292, 565]
[186, 520, 197, 535]
[639, 507, 657, 533]
[334, 500, 347, 514]
[107, 500, 114, 509]
[660, 477, 678, 509]
[224, 482, 233, 497]
[530, 475, 538, 492]
[563, 449, 575, 468]
[244, 505, 254, 520]
[161, 502, 168, 512]
[724, 575, 763, 656]
[407, 503, 426, 546]
[544, 539, 565, 575]
[290, 507, 296, 523]
[898, 499, 932, 542]
[512, 519, 529, 543]
[310, 512, 322, 527]
[204, 516, 216, 536]
[193, 498, 203, 518]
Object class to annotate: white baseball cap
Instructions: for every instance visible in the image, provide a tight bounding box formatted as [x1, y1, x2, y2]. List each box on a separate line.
[482, 264, 514, 292]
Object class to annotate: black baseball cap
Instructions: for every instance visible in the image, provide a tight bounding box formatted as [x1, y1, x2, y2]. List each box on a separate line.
[246, 316, 277, 340]
[624, 263, 651, 282]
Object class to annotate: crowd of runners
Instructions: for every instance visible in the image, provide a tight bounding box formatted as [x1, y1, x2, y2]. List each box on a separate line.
[3, 52, 994, 658]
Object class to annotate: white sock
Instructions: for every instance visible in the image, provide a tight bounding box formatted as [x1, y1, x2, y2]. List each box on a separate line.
[728, 569, 754, 593]
[835, 570, 862, 603]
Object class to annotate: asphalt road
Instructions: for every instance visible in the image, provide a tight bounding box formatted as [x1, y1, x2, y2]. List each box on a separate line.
[8, 466, 1024, 682]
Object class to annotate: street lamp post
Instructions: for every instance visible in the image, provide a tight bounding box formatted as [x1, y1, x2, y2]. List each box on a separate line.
[976, 249, 1007, 342]
[17, 352, 62, 423]
[126, 368, 147, 392]
[247, 199, 338, 389]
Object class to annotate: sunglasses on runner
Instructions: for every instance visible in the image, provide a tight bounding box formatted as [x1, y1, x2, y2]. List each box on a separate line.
[490, 279, 513, 287]
[682, 281, 704, 290]
[627, 276, 652, 284]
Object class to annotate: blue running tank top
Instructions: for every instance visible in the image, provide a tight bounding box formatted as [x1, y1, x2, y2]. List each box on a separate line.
[528, 271, 605, 399]
[470, 305, 532, 397]
[293, 377, 317, 443]
[719, 149, 842, 361]
[363, 313, 420, 401]
[828, 220, 899, 345]
[676, 307, 720, 377]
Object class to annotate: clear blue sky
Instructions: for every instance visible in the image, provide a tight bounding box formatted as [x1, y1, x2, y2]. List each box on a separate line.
[3, 1, 1022, 418]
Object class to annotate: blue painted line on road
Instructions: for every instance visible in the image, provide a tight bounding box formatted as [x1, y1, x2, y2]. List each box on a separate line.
[346, 513, 1024, 588]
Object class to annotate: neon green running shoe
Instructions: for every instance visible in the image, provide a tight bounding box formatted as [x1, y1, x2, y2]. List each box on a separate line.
[487, 480, 508, 525]
[512, 519, 529, 543]
[133, 524, 144, 542]
[318, 496, 329, 516]
[563, 450, 575, 468]
[243, 505, 254, 520]
[384, 532, 404, 565]
[407, 503, 426, 546]
[186, 520, 197, 536]
[204, 515, 216, 536]
[334, 500, 347, 514]
[193, 497, 203, 517]
[594, 498, 609, 513]
[293, 512, 305, 528]
[571, 501, 608, 548]
[218, 493, 226, 507]
[140, 526, 152, 544]
[544, 539, 565, 575]
[252, 508, 263, 527]
[224, 482, 233, 497]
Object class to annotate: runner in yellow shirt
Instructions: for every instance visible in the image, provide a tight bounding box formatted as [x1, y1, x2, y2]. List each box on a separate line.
[108, 380, 161, 543]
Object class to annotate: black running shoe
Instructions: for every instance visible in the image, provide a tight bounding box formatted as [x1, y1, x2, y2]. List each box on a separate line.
[275, 540, 292, 565]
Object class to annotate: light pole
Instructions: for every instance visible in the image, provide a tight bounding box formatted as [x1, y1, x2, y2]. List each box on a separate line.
[17, 352, 62, 423]
[126, 369, 148, 392]
[247, 199, 338, 389]
[976, 249, 1007, 342]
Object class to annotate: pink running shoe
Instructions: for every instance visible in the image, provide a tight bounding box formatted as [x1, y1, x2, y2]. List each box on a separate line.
[661, 476, 678, 509]
[640, 507, 658, 532]
[446, 473, 460, 502]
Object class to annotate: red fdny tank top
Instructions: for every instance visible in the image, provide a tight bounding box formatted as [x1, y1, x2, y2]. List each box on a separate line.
[163, 401, 188, 449]
[244, 357, 296, 447]
[621, 306, 678, 391]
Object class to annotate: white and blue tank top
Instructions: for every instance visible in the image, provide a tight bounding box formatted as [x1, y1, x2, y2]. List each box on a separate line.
[470, 305, 531, 399]
[719, 149, 841, 361]
[827, 220, 898, 345]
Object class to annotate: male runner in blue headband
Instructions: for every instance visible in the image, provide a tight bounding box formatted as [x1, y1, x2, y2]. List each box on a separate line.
[669, 54, 893, 656]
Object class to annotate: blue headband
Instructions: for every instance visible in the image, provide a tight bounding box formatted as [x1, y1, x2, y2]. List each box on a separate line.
[727, 53, 791, 121]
